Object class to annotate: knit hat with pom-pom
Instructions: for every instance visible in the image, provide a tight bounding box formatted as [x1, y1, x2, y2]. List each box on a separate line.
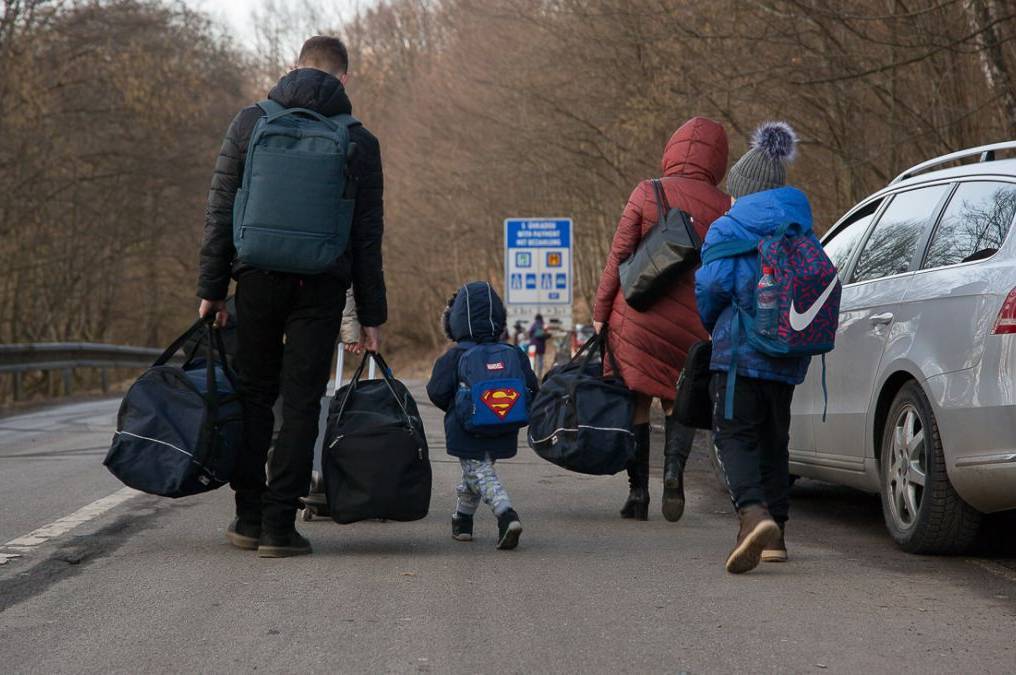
[726, 121, 798, 198]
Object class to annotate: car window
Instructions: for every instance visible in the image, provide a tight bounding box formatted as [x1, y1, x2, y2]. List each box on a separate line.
[823, 200, 881, 279]
[852, 185, 950, 284]
[923, 181, 1016, 269]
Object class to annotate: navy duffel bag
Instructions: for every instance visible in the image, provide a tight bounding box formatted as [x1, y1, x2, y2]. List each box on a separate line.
[104, 317, 242, 497]
[527, 329, 636, 475]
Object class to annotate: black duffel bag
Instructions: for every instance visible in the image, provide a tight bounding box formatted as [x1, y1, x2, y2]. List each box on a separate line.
[323, 352, 431, 524]
[104, 316, 242, 497]
[527, 328, 635, 475]
[674, 339, 714, 430]
[618, 178, 701, 311]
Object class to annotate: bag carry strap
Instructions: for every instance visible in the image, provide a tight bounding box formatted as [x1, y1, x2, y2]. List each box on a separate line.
[333, 351, 414, 428]
[651, 179, 672, 229]
[723, 307, 742, 420]
[701, 238, 758, 265]
[570, 326, 625, 387]
[154, 317, 207, 367]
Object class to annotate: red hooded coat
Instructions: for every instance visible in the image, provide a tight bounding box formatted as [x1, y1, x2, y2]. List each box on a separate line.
[593, 117, 730, 401]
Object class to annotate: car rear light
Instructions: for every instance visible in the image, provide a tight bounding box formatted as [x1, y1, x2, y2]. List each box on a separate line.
[993, 287, 1016, 334]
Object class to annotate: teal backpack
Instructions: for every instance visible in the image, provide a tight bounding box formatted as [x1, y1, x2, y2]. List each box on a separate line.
[233, 100, 360, 275]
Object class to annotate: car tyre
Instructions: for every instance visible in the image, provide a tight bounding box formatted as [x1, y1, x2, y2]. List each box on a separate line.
[879, 382, 981, 554]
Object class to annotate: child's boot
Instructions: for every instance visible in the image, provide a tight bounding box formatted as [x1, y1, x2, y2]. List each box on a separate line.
[496, 509, 523, 550]
[452, 512, 474, 541]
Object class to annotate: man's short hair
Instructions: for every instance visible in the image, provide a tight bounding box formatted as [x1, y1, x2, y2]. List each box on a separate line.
[298, 36, 348, 75]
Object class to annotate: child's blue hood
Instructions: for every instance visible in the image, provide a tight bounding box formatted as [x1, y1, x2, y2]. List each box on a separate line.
[726, 186, 814, 237]
[448, 282, 506, 343]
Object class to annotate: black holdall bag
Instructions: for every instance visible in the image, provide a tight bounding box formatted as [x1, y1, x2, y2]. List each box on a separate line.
[104, 316, 243, 498]
[618, 178, 702, 311]
[527, 327, 636, 475]
[674, 339, 714, 430]
[323, 351, 432, 524]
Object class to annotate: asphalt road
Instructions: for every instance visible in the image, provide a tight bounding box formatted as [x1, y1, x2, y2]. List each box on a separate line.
[1, 385, 1015, 674]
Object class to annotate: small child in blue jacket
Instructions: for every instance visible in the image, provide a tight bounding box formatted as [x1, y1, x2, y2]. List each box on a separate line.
[427, 282, 539, 550]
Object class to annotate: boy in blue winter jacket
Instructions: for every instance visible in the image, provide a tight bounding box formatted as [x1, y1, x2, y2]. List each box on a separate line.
[695, 121, 814, 574]
[427, 282, 539, 550]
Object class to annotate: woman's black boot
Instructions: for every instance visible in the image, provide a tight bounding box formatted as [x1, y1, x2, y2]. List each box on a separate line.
[662, 415, 695, 522]
[620, 423, 651, 520]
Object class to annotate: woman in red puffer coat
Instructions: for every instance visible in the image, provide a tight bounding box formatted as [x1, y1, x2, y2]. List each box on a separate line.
[593, 116, 730, 523]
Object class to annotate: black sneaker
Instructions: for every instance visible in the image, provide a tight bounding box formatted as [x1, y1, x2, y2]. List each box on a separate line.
[452, 512, 474, 541]
[496, 509, 523, 550]
[225, 518, 261, 550]
[257, 529, 312, 558]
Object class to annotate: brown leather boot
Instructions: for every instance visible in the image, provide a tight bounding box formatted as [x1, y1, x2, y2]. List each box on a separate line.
[725, 504, 780, 574]
[762, 524, 788, 563]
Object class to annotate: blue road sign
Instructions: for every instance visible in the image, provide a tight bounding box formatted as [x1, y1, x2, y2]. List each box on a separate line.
[505, 218, 573, 330]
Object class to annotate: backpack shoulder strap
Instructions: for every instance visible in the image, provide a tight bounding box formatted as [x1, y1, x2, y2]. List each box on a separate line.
[701, 238, 759, 265]
[456, 341, 478, 378]
[255, 99, 286, 116]
[329, 113, 361, 129]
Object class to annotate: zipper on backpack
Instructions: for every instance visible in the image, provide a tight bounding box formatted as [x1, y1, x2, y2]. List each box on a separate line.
[328, 434, 344, 449]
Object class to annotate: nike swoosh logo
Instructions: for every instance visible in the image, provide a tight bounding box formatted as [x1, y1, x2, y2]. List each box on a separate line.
[788, 277, 840, 331]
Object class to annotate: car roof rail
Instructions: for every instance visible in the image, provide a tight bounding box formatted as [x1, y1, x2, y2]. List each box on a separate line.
[890, 140, 1016, 185]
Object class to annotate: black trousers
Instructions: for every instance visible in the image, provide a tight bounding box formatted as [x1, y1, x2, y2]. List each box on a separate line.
[710, 371, 795, 523]
[232, 271, 346, 533]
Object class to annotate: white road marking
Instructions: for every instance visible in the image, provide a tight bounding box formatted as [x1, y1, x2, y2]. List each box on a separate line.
[968, 559, 1016, 584]
[0, 486, 140, 564]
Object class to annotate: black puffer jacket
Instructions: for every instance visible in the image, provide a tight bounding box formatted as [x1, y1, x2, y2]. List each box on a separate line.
[197, 68, 387, 327]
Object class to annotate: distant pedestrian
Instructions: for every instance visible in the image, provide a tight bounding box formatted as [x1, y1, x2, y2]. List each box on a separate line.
[695, 121, 812, 573]
[512, 320, 525, 347]
[197, 36, 386, 557]
[427, 283, 539, 550]
[528, 314, 549, 377]
[593, 117, 730, 522]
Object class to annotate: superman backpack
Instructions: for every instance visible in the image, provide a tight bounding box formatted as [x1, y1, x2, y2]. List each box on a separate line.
[702, 221, 841, 418]
[454, 342, 530, 436]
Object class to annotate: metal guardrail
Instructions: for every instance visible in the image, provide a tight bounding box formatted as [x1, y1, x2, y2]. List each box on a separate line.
[0, 342, 181, 399]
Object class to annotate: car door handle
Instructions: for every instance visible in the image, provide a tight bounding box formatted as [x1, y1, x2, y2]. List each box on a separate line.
[869, 312, 894, 326]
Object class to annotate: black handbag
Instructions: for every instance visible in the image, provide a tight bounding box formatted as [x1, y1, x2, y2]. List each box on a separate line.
[104, 317, 242, 497]
[527, 328, 636, 475]
[322, 352, 432, 524]
[674, 340, 713, 430]
[619, 178, 701, 311]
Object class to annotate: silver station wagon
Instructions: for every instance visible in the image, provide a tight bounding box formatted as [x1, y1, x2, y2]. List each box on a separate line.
[788, 142, 1016, 553]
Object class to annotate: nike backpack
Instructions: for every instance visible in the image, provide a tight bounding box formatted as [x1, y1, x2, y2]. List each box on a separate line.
[702, 221, 841, 417]
[232, 100, 360, 275]
[454, 342, 530, 437]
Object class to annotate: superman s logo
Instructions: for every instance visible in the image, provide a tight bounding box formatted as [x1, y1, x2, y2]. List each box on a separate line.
[480, 388, 520, 419]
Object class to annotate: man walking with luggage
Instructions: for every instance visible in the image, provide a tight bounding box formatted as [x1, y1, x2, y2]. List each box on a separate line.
[197, 36, 386, 557]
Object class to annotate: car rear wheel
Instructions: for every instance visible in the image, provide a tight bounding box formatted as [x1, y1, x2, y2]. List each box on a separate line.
[879, 382, 981, 554]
